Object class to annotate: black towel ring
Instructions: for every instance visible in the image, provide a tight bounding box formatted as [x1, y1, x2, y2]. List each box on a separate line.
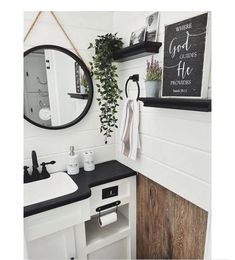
[125, 74, 140, 101]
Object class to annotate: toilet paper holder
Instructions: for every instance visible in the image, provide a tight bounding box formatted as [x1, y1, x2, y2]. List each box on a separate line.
[96, 200, 121, 225]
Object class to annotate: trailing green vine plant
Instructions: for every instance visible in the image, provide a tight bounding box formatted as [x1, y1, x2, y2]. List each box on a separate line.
[88, 33, 124, 144]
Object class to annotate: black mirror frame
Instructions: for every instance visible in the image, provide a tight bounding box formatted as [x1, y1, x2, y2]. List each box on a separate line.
[24, 44, 93, 130]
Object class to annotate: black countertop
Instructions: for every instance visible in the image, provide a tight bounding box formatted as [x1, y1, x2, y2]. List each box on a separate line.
[24, 160, 136, 218]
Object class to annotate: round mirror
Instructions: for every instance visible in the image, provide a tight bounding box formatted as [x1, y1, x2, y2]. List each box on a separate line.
[24, 45, 93, 129]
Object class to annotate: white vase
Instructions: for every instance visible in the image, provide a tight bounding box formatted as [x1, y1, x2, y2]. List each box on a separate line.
[80, 85, 86, 94]
[145, 80, 161, 97]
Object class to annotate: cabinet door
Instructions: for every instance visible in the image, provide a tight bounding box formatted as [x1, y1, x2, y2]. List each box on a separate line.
[137, 173, 208, 259]
[27, 227, 76, 260]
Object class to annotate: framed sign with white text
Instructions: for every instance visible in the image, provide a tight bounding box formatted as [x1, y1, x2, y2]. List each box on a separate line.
[162, 13, 211, 98]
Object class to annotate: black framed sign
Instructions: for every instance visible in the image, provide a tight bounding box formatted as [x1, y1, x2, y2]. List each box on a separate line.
[162, 13, 210, 98]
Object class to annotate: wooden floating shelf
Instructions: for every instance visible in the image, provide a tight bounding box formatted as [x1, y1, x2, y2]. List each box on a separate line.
[139, 97, 211, 112]
[113, 41, 162, 62]
[68, 93, 88, 99]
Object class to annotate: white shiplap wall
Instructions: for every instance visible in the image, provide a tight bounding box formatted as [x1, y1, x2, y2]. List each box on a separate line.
[114, 11, 211, 212]
[24, 11, 211, 212]
[24, 11, 115, 172]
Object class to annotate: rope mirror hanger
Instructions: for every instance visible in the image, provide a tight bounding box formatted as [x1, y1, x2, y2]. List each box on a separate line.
[24, 11, 89, 71]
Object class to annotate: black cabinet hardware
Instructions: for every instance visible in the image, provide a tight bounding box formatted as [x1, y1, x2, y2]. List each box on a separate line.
[102, 186, 118, 199]
[125, 74, 140, 101]
[96, 200, 121, 213]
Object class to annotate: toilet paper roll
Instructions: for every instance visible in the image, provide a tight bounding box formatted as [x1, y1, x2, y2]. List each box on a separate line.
[99, 212, 117, 227]
[83, 151, 95, 171]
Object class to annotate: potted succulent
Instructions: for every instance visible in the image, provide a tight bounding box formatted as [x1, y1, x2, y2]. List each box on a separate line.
[88, 33, 124, 144]
[145, 56, 162, 97]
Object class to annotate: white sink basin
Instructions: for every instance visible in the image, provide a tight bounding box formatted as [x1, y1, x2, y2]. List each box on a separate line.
[24, 172, 78, 207]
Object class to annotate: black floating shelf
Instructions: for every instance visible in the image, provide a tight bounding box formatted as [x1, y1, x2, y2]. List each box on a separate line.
[139, 97, 211, 112]
[68, 93, 88, 99]
[113, 41, 162, 62]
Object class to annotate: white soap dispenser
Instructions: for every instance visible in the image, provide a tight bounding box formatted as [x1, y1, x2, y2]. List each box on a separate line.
[67, 146, 79, 175]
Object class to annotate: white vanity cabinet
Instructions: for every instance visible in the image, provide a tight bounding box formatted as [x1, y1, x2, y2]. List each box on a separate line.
[85, 176, 136, 259]
[24, 175, 136, 260]
[24, 199, 90, 260]
[26, 226, 76, 260]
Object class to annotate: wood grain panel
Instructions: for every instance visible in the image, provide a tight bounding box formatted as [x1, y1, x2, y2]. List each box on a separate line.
[137, 173, 208, 259]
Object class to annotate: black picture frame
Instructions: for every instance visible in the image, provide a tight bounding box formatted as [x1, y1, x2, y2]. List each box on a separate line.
[162, 13, 209, 98]
[24, 45, 94, 130]
[129, 27, 146, 46]
[145, 12, 159, 42]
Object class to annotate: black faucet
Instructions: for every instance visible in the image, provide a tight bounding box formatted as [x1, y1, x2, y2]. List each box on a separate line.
[41, 161, 56, 179]
[31, 150, 40, 179]
[24, 151, 56, 183]
[24, 166, 30, 183]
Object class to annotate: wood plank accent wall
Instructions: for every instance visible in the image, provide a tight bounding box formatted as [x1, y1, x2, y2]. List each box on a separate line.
[137, 173, 208, 259]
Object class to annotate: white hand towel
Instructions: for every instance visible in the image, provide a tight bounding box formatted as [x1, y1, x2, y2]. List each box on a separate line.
[120, 98, 140, 160]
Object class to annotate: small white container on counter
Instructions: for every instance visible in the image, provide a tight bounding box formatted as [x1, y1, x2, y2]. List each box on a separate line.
[67, 146, 79, 175]
[83, 151, 95, 171]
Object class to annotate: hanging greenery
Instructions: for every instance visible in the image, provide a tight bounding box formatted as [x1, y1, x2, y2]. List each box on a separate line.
[88, 33, 124, 144]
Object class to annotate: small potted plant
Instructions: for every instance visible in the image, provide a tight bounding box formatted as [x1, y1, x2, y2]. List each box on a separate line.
[80, 74, 89, 94]
[145, 56, 162, 97]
